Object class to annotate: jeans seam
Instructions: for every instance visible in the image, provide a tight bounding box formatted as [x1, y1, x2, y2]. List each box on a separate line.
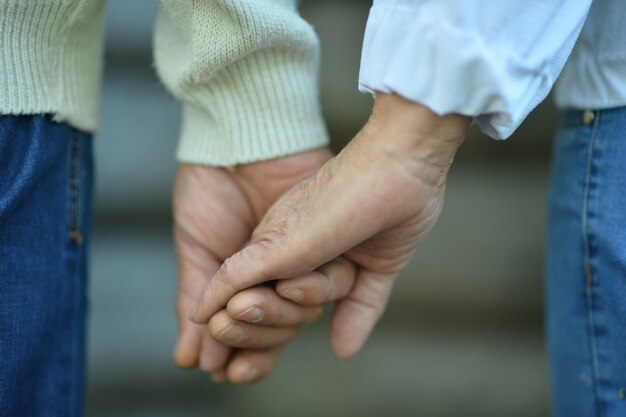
[68, 130, 83, 245]
[582, 111, 603, 417]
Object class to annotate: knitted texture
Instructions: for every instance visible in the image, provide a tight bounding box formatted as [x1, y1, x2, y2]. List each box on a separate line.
[0, 0, 328, 166]
[154, 0, 329, 166]
[0, 0, 106, 132]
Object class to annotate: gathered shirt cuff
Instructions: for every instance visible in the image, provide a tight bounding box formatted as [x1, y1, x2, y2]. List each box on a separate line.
[358, 0, 591, 139]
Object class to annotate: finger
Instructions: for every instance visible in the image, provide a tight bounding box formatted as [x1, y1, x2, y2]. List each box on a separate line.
[227, 286, 323, 326]
[189, 244, 282, 324]
[188, 159, 397, 324]
[174, 263, 205, 368]
[330, 270, 396, 360]
[198, 328, 231, 373]
[174, 320, 203, 369]
[174, 244, 231, 370]
[208, 310, 299, 349]
[211, 368, 227, 383]
[174, 271, 209, 368]
[226, 347, 283, 384]
[276, 257, 357, 306]
[175, 310, 231, 371]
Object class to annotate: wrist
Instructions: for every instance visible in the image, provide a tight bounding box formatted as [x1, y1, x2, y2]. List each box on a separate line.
[365, 92, 469, 169]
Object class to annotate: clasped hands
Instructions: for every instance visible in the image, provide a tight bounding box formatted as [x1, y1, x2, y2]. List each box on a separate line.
[173, 93, 470, 383]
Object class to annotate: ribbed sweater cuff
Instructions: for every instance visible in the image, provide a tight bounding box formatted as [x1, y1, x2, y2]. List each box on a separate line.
[176, 49, 329, 167]
[0, 1, 105, 132]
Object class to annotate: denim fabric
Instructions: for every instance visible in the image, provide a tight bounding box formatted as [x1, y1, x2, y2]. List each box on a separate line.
[547, 107, 626, 417]
[0, 115, 93, 417]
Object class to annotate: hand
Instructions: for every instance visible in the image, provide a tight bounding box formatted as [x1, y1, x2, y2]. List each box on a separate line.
[174, 149, 355, 383]
[189, 93, 470, 358]
[204, 254, 357, 382]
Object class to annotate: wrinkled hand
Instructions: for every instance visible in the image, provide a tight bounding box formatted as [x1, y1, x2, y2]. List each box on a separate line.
[189, 93, 470, 358]
[174, 148, 356, 383]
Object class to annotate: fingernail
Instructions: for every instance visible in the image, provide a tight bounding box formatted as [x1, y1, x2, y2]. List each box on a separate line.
[219, 323, 243, 343]
[281, 287, 303, 301]
[236, 306, 263, 323]
[239, 366, 259, 383]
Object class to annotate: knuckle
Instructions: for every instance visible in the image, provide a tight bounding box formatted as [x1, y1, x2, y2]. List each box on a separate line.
[223, 244, 275, 285]
[253, 230, 316, 278]
[251, 220, 288, 245]
[218, 256, 237, 281]
[212, 263, 242, 295]
[349, 294, 382, 315]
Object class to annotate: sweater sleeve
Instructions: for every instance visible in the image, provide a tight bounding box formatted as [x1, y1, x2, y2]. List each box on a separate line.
[153, 0, 329, 167]
[359, 0, 592, 139]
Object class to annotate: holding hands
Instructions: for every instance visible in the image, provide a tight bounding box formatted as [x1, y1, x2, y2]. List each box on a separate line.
[176, 93, 469, 383]
[174, 148, 358, 383]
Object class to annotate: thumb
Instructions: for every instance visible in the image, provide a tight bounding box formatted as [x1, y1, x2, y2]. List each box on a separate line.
[188, 210, 373, 325]
[188, 242, 289, 324]
[330, 270, 395, 360]
[188, 220, 352, 324]
[189, 157, 395, 324]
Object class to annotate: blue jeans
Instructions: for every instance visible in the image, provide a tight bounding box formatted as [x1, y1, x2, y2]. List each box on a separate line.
[548, 107, 626, 417]
[0, 115, 93, 417]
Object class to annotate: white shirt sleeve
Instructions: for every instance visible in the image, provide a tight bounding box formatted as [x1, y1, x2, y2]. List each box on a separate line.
[358, 0, 592, 139]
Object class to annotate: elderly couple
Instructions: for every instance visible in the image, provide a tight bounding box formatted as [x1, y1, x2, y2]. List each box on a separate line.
[1, 1, 625, 416]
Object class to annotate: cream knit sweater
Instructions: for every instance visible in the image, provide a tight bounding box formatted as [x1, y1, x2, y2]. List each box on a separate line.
[0, 0, 329, 166]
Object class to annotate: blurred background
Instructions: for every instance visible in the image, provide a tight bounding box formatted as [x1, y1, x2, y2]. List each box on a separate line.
[88, 1, 557, 416]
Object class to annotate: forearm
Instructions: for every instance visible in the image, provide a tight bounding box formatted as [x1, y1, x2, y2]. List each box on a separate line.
[364, 93, 469, 171]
